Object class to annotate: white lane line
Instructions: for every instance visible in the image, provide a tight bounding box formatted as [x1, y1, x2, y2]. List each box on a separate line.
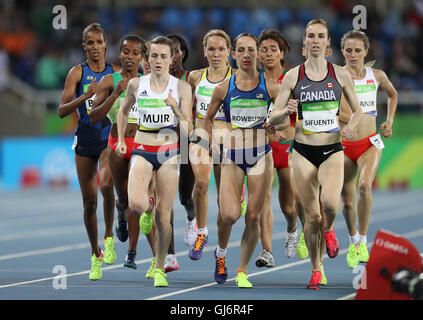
[1, 202, 421, 260]
[146, 228, 423, 300]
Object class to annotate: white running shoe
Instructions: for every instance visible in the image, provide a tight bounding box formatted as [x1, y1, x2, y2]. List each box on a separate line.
[164, 254, 179, 273]
[285, 229, 298, 258]
[184, 217, 198, 247]
[255, 249, 274, 268]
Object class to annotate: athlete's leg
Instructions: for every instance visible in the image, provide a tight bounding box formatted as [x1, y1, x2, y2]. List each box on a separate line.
[341, 155, 359, 237]
[292, 150, 321, 272]
[179, 161, 195, 221]
[259, 168, 274, 252]
[318, 152, 344, 232]
[98, 148, 115, 238]
[237, 153, 273, 272]
[75, 153, 101, 256]
[356, 147, 382, 236]
[217, 162, 245, 250]
[277, 166, 297, 233]
[154, 159, 179, 270]
[190, 143, 213, 229]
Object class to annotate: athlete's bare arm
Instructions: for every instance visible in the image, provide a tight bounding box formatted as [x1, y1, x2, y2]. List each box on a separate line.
[269, 67, 298, 130]
[116, 77, 138, 156]
[58, 65, 94, 118]
[374, 69, 398, 138]
[187, 69, 203, 115]
[166, 80, 193, 137]
[338, 92, 353, 125]
[335, 65, 362, 139]
[89, 74, 115, 124]
[204, 79, 228, 146]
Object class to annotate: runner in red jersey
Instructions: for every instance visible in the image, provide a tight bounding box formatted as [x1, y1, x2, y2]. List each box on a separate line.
[255, 30, 298, 269]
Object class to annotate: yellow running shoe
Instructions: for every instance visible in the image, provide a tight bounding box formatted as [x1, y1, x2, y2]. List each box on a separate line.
[139, 197, 155, 235]
[346, 243, 359, 269]
[103, 237, 116, 264]
[320, 262, 327, 285]
[358, 242, 369, 263]
[240, 185, 246, 217]
[236, 271, 252, 288]
[146, 257, 156, 279]
[89, 250, 104, 281]
[153, 268, 168, 287]
[297, 231, 309, 259]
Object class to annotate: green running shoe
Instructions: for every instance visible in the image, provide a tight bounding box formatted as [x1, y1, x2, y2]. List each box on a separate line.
[146, 257, 157, 279]
[297, 231, 309, 259]
[240, 185, 246, 217]
[103, 236, 116, 264]
[346, 243, 359, 269]
[358, 242, 369, 263]
[89, 250, 104, 281]
[320, 262, 327, 285]
[139, 197, 155, 235]
[153, 268, 168, 287]
[236, 272, 252, 288]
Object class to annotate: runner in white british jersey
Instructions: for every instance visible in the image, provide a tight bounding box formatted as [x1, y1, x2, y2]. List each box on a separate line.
[338, 30, 398, 269]
[116, 36, 193, 288]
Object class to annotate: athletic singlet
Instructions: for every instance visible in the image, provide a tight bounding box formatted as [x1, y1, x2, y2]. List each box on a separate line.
[293, 62, 342, 134]
[195, 67, 231, 120]
[180, 70, 190, 82]
[74, 61, 113, 146]
[267, 70, 296, 128]
[222, 72, 271, 129]
[107, 72, 142, 124]
[136, 74, 180, 132]
[353, 67, 378, 116]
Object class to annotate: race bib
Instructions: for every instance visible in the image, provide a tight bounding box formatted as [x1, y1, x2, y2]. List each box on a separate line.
[138, 98, 175, 131]
[302, 101, 339, 134]
[83, 84, 95, 114]
[230, 99, 268, 129]
[370, 133, 385, 149]
[196, 87, 225, 119]
[119, 97, 138, 123]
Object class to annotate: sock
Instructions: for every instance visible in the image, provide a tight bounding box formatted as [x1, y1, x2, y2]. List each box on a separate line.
[216, 246, 227, 258]
[198, 227, 208, 236]
[350, 232, 360, 244]
[359, 234, 367, 244]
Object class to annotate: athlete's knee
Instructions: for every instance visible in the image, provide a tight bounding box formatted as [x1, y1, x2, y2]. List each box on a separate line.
[194, 177, 210, 196]
[245, 212, 260, 228]
[304, 209, 322, 226]
[129, 198, 148, 217]
[154, 206, 171, 230]
[358, 180, 372, 197]
[281, 202, 295, 217]
[83, 198, 97, 216]
[219, 208, 239, 226]
[342, 198, 355, 212]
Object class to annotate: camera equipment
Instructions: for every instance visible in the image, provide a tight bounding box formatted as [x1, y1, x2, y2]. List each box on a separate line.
[391, 267, 423, 300]
[355, 229, 422, 300]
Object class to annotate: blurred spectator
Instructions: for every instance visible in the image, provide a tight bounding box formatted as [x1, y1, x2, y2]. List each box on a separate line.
[0, 0, 421, 92]
[34, 44, 69, 89]
[0, 48, 9, 91]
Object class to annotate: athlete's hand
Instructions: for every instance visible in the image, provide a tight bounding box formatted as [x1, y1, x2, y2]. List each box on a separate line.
[341, 125, 353, 139]
[115, 141, 127, 158]
[164, 89, 178, 112]
[380, 120, 393, 138]
[286, 99, 299, 115]
[84, 78, 98, 99]
[262, 122, 276, 135]
[209, 142, 221, 158]
[115, 78, 129, 96]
